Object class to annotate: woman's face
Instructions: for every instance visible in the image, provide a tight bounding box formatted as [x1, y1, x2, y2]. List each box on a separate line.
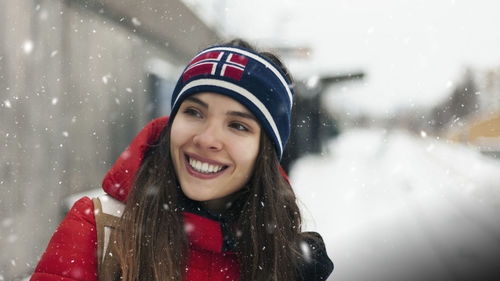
[170, 92, 261, 212]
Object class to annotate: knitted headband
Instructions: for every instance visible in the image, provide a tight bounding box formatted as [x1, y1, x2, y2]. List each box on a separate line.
[169, 45, 294, 159]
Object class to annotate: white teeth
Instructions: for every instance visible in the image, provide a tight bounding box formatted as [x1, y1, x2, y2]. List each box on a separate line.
[188, 157, 224, 174]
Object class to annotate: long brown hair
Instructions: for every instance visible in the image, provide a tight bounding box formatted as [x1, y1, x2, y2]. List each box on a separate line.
[235, 130, 302, 281]
[112, 124, 188, 280]
[111, 40, 303, 281]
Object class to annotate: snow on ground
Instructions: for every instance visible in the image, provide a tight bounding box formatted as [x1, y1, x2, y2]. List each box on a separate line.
[290, 129, 500, 281]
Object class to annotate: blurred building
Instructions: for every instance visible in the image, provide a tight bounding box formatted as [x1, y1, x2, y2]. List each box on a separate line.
[367, 66, 500, 160]
[281, 73, 364, 172]
[0, 0, 220, 279]
[433, 68, 500, 158]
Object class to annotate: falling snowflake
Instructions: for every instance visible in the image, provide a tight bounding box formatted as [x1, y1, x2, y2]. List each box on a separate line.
[23, 40, 34, 54]
[131, 17, 141, 26]
[121, 150, 131, 160]
[300, 241, 312, 263]
[184, 222, 194, 233]
[102, 74, 112, 84]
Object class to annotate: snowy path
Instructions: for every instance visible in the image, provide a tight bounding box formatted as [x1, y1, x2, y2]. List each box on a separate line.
[291, 129, 500, 281]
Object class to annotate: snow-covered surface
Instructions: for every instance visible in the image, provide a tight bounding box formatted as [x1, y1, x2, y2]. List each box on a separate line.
[291, 129, 500, 280]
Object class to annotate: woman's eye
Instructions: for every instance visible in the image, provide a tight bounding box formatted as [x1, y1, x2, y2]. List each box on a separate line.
[183, 108, 202, 118]
[229, 122, 249, 132]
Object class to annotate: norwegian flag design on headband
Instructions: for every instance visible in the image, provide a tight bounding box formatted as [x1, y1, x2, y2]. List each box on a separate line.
[182, 51, 248, 83]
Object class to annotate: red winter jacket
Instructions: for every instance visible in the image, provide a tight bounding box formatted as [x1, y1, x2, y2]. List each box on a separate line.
[31, 117, 243, 281]
[31, 117, 333, 281]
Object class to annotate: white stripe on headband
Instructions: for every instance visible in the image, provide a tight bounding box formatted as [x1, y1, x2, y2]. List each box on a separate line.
[198, 46, 293, 108]
[173, 78, 284, 154]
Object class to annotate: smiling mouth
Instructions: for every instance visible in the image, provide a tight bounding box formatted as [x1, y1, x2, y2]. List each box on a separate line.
[186, 155, 228, 174]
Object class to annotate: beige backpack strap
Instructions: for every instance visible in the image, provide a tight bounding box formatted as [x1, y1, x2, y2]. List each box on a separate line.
[92, 197, 105, 277]
[92, 195, 124, 280]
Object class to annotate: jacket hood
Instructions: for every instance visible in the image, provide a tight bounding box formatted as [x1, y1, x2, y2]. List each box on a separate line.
[102, 117, 170, 202]
[102, 116, 290, 202]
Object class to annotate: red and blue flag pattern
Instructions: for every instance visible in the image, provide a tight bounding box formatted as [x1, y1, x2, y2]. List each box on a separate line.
[182, 51, 248, 83]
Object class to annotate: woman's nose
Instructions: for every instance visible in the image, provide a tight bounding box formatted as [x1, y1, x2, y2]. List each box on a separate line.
[192, 123, 223, 151]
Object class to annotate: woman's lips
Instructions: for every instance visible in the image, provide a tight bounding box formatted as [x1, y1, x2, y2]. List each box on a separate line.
[184, 153, 228, 179]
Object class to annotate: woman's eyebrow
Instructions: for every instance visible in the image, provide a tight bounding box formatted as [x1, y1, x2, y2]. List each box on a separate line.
[185, 96, 208, 108]
[227, 111, 257, 122]
[186, 96, 257, 121]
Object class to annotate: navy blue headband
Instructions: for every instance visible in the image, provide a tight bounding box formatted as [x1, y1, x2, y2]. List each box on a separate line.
[169, 45, 294, 159]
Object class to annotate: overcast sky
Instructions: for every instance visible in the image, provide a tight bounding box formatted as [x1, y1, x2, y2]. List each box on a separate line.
[183, 0, 500, 115]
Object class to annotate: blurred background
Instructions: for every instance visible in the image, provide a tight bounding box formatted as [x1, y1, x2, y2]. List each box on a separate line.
[1, 0, 500, 280]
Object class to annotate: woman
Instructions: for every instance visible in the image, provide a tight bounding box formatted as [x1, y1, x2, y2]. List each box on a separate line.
[31, 39, 333, 281]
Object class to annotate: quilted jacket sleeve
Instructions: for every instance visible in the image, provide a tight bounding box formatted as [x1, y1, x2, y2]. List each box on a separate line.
[30, 197, 98, 281]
